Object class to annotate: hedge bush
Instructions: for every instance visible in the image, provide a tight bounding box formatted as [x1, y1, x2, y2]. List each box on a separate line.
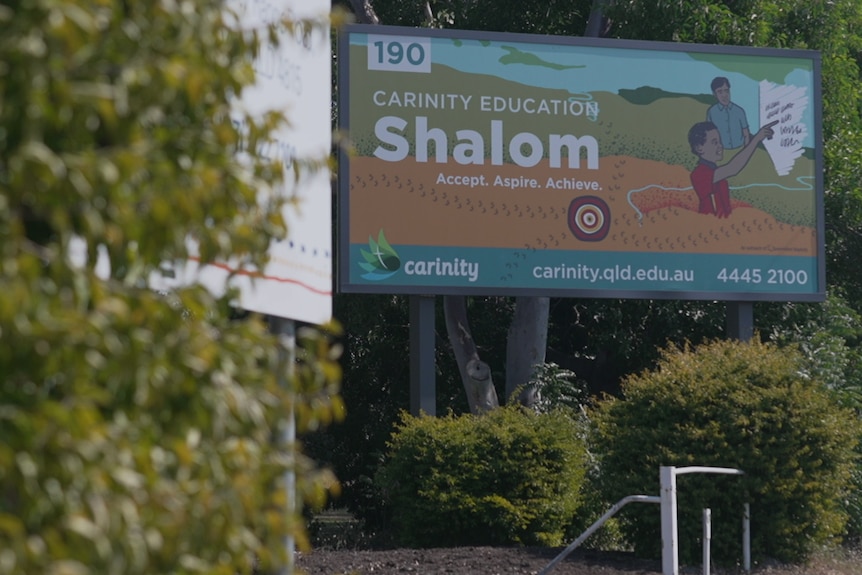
[591, 339, 860, 565]
[376, 406, 588, 547]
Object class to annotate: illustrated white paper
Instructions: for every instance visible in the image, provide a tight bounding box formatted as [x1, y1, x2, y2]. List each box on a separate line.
[759, 80, 808, 176]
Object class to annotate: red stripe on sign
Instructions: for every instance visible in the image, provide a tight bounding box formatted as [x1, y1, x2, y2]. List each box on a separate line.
[189, 257, 333, 296]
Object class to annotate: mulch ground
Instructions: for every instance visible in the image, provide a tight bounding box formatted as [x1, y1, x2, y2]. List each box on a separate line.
[295, 545, 862, 575]
[296, 547, 661, 575]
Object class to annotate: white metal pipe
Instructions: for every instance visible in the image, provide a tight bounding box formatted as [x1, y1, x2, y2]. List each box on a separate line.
[675, 466, 745, 476]
[538, 495, 660, 575]
[661, 466, 678, 575]
[661, 466, 744, 575]
[703, 508, 711, 575]
[273, 317, 297, 575]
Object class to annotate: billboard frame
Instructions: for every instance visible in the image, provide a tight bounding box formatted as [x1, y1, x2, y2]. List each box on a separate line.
[337, 24, 825, 302]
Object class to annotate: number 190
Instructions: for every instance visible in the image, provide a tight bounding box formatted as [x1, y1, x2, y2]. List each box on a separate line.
[367, 35, 431, 72]
[374, 40, 425, 66]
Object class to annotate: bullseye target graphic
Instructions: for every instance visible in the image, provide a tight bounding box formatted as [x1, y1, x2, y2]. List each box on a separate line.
[568, 196, 611, 241]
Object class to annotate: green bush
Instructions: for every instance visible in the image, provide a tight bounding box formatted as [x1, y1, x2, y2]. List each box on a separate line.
[376, 406, 588, 547]
[763, 295, 862, 541]
[591, 339, 860, 565]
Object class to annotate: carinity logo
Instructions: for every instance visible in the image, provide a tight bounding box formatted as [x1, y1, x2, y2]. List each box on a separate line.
[359, 230, 401, 280]
[358, 230, 481, 283]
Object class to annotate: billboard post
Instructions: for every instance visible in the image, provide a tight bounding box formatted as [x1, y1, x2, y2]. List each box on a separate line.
[727, 301, 755, 341]
[409, 295, 436, 416]
[338, 25, 824, 303]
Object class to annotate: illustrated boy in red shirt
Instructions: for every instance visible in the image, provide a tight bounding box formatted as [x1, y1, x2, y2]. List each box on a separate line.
[687, 120, 777, 218]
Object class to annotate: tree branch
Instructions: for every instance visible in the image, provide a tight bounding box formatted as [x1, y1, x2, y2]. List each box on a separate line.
[585, 0, 613, 38]
[349, 0, 379, 25]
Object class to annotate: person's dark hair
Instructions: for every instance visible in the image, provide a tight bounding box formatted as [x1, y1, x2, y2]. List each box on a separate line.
[711, 76, 730, 93]
[688, 121, 717, 154]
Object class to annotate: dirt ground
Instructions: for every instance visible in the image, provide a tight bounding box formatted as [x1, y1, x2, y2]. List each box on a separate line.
[295, 545, 862, 575]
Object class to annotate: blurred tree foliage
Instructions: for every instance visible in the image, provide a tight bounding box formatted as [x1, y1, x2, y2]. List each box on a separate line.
[0, 1, 342, 573]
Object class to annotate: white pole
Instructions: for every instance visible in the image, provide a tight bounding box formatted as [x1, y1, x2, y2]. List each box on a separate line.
[272, 316, 296, 575]
[743, 503, 751, 573]
[660, 466, 744, 575]
[660, 466, 679, 575]
[703, 508, 711, 575]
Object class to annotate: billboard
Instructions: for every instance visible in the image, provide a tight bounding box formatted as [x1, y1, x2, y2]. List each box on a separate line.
[153, 0, 333, 323]
[337, 25, 824, 301]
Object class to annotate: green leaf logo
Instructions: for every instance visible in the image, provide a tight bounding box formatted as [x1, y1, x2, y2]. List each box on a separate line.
[358, 230, 401, 280]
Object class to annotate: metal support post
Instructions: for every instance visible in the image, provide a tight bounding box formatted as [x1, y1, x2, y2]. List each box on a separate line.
[660, 466, 679, 575]
[703, 509, 711, 575]
[271, 316, 296, 575]
[409, 295, 436, 416]
[726, 301, 754, 341]
[660, 466, 745, 575]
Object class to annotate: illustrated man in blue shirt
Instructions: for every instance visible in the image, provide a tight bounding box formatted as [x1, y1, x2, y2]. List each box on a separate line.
[706, 76, 750, 149]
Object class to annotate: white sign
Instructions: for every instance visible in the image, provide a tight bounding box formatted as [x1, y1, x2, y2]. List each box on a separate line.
[155, 0, 333, 324]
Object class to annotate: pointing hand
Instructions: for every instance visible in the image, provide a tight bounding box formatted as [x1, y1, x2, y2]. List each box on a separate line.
[758, 120, 779, 141]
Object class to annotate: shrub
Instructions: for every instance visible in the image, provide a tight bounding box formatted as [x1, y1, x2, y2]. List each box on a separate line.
[763, 295, 862, 541]
[591, 339, 860, 565]
[376, 406, 588, 547]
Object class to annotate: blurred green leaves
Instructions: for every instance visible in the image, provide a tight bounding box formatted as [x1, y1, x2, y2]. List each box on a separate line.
[0, 1, 341, 573]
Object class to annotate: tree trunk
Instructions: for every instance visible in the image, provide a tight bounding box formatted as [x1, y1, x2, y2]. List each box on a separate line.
[505, 297, 550, 405]
[349, 0, 379, 24]
[503, 1, 613, 408]
[585, 0, 613, 38]
[443, 296, 499, 414]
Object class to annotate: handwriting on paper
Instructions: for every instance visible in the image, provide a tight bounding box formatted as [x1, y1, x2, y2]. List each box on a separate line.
[759, 80, 809, 176]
